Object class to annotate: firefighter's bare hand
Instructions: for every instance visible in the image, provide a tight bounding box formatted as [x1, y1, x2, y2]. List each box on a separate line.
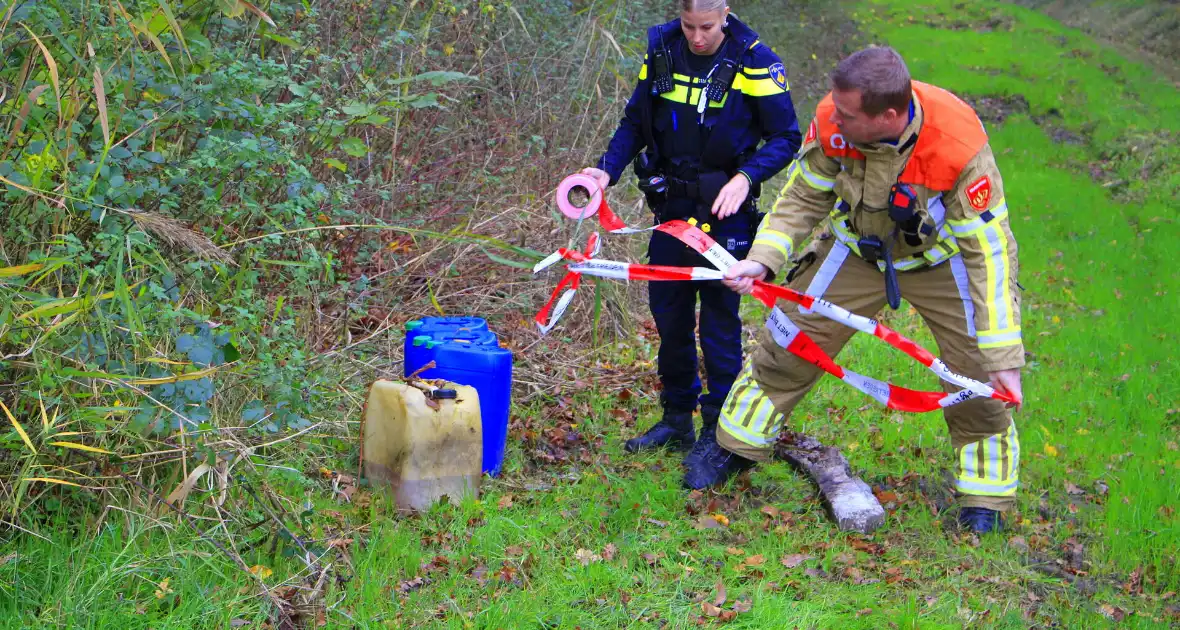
[722, 259, 768, 295]
[580, 167, 610, 191]
[988, 368, 1023, 412]
[711, 174, 751, 220]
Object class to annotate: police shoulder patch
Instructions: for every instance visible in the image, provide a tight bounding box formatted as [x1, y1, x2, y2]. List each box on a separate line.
[966, 175, 992, 212]
[769, 63, 788, 91]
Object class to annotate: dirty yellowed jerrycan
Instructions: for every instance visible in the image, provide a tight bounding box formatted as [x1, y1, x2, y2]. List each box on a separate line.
[362, 379, 482, 512]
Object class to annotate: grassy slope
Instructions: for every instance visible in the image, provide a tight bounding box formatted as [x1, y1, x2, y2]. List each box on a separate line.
[3, 1, 1178, 628]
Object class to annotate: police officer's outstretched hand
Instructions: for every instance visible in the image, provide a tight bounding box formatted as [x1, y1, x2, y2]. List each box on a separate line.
[580, 168, 611, 191]
[711, 174, 751, 220]
[722, 259, 768, 295]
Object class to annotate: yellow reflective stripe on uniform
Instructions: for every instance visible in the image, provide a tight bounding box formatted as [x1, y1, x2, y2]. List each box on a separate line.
[777, 161, 803, 196]
[922, 240, 960, 265]
[956, 424, 1019, 497]
[719, 366, 781, 447]
[732, 73, 786, 96]
[657, 84, 691, 105]
[828, 212, 863, 257]
[799, 159, 835, 191]
[977, 327, 1022, 349]
[980, 222, 1015, 334]
[753, 230, 793, 260]
[658, 75, 727, 108]
[946, 198, 1008, 237]
[957, 477, 1018, 495]
[639, 62, 648, 81]
[827, 205, 969, 272]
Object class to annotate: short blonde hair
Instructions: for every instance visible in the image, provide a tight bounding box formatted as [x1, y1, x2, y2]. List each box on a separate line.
[680, 0, 728, 13]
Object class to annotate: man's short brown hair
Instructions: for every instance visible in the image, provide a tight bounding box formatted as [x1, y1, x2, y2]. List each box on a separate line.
[830, 46, 913, 116]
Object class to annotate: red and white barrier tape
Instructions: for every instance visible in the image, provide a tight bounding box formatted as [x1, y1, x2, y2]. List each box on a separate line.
[537, 175, 1019, 411]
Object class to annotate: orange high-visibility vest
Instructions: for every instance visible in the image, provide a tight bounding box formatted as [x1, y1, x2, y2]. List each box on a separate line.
[812, 81, 987, 191]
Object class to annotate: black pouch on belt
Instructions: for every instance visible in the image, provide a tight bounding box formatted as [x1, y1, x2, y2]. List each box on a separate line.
[694, 170, 732, 224]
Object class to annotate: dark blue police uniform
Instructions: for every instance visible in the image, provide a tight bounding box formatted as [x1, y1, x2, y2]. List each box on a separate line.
[595, 15, 801, 458]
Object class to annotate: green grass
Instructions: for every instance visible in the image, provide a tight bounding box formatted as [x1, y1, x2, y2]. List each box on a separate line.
[3, 1, 1179, 627]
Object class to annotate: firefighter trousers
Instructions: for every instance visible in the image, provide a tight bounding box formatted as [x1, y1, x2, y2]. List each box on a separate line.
[717, 237, 1020, 511]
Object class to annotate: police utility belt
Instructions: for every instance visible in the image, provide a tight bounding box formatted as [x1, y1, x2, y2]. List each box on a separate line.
[634, 157, 759, 226]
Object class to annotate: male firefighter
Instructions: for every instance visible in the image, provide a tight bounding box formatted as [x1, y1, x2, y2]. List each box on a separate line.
[687, 45, 1025, 534]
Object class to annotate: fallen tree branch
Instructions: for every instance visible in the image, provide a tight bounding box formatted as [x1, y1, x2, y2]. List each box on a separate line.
[774, 432, 886, 534]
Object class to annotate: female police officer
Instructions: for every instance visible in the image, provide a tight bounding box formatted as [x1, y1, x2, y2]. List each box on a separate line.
[581, 1, 801, 467]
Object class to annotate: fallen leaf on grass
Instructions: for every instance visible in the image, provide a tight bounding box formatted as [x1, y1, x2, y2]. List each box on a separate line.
[733, 599, 752, 613]
[1008, 536, 1029, 553]
[760, 505, 781, 518]
[603, 543, 618, 561]
[154, 577, 174, 599]
[497, 563, 519, 584]
[642, 552, 664, 567]
[498, 494, 514, 509]
[849, 538, 886, 555]
[398, 576, 431, 594]
[1099, 604, 1127, 621]
[856, 608, 873, 617]
[781, 554, 811, 568]
[1124, 566, 1144, 595]
[743, 555, 766, 567]
[575, 548, 601, 566]
[874, 490, 899, 506]
[726, 547, 745, 556]
[1044, 444, 1059, 457]
[1065, 482, 1085, 496]
[505, 545, 524, 556]
[713, 580, 727, 607]
[696, 514, 728, 530]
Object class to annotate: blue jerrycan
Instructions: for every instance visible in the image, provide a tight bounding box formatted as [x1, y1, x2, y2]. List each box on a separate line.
[405, 329, 498, 378]
[401, 317, 513, 477]
[403, 318, 495, 377]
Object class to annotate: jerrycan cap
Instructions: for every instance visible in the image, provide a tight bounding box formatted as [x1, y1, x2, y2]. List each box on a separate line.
[405, 320, 425, 331]
[411, 335, 432, 347]
[427, 388, 458, 400]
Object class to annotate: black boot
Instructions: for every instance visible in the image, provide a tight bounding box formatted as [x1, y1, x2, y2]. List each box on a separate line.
[682, 405, 720, 469]
[682, 443, 756, 490]
[624, 410, 695, 453]
[958, 506, 1003, 534]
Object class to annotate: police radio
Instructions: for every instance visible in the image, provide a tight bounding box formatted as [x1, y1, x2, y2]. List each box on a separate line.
[650, 48, 674, 95]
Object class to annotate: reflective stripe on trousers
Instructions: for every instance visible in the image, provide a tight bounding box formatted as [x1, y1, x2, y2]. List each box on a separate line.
[955, 422, 1020, 496]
